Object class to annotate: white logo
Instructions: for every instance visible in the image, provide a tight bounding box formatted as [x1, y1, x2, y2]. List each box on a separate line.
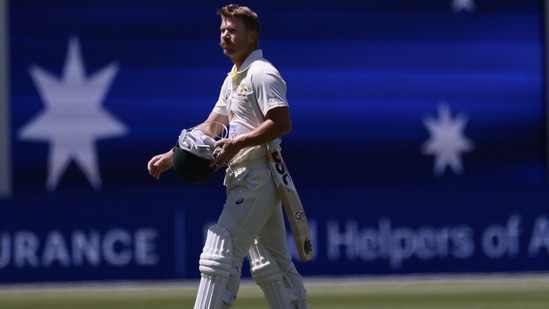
[19, 37, 127, 191]
[422, 103, 474, 176]
[452, 0, 475, 13]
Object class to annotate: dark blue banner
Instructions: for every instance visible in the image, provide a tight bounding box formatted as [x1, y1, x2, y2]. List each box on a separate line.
[2, 189, 549, 282]
[2, 0, 547, 283]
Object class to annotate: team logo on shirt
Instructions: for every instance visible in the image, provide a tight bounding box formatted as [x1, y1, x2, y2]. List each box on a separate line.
[236, 83, 251, 97]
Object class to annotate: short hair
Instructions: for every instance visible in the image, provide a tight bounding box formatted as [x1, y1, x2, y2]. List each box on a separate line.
[217, 4, 261, 36]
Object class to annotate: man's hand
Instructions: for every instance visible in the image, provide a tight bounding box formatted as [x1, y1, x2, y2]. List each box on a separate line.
[147, 150, 174, 180]
[210, 138, 240, 171]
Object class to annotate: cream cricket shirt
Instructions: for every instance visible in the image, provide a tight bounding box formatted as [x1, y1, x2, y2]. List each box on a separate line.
[213, 49, 289, 165]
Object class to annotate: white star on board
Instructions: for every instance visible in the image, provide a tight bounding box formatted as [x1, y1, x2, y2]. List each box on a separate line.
[452, 0, 475, 13]
[19, 37, 127, 191]
[422, 103, 474, 176]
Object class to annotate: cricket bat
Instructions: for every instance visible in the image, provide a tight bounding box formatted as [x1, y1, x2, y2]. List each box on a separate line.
[266, 149, 313, 262]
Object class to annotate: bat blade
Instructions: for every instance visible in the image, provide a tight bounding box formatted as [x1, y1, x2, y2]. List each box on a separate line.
[267, 150, 313, 262]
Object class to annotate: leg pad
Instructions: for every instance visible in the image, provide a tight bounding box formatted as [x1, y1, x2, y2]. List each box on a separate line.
[194, 225, 237, 309]
[249, 240, 294, 309]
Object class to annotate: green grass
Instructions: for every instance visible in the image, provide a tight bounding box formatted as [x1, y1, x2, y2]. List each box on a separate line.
[1, 277, 549, 308]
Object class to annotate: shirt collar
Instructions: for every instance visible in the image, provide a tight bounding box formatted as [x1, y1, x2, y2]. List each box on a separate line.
[228, 49, 263, 78]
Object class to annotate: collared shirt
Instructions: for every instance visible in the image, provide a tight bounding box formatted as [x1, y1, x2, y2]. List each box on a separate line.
[213, 49, 289, 164]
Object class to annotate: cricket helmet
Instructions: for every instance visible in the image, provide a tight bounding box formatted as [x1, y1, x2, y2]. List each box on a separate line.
[172, 145, 214, 184]
[172, 121, 228, 184]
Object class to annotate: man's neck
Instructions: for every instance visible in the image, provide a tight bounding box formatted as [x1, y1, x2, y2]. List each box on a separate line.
[231, 49, 255, 70]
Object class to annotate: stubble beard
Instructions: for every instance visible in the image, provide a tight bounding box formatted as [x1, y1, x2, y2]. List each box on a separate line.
[220, 42, 234, 56]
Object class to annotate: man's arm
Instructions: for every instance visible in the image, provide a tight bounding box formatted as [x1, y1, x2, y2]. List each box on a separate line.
[236, 106, 291, 148]
[147, 111, 228, 180]
[210, 106, 291, 169]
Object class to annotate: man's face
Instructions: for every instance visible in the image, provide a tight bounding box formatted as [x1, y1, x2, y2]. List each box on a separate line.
[219, 16, 256, 59]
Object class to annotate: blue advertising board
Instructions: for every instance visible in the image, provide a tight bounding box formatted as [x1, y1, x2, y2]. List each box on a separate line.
[1, 0, 548, 283]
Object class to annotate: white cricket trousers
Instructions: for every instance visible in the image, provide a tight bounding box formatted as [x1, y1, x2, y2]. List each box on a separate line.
[218, 157, 292, 270]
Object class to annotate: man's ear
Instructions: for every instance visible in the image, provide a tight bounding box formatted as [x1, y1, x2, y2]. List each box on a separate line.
[248, 30, 258, 44]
